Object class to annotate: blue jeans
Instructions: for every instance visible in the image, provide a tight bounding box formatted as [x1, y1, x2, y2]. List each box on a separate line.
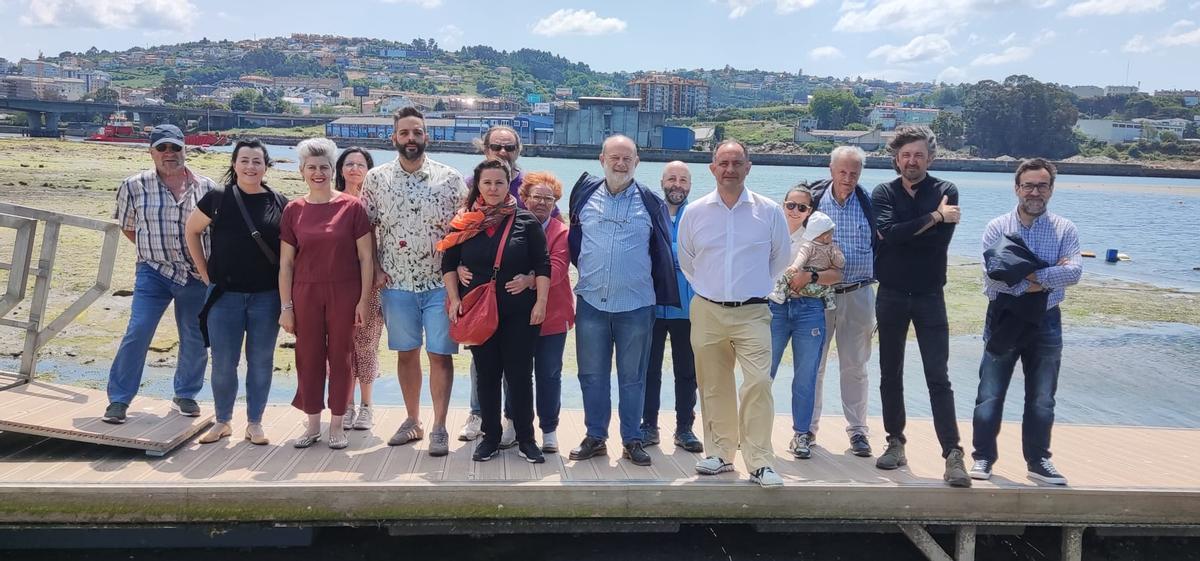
[769, 298, 826, 434]
[107, 263, 208, 405]
[972, 305, 1063, 466]
[474, 332, 566, 433]
[575, 297, 653, 444]
[207, 290, 281, 424]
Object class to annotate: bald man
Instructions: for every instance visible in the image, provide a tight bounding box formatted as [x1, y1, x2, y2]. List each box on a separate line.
[566, 136, 680, 467]
[641, 161, 703, 453]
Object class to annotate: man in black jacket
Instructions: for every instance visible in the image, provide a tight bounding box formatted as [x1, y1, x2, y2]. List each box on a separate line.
[870, 126, 970, 488]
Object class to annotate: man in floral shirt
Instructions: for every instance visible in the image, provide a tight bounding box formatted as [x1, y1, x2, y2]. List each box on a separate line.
[361, 107, 468, 457]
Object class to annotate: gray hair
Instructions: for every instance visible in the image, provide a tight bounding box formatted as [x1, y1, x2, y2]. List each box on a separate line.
[830, 145, 866, 168]
[297, 137, 339, 169]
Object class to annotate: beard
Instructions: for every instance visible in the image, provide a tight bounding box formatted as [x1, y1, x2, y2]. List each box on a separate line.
[395, 139, 426, 161]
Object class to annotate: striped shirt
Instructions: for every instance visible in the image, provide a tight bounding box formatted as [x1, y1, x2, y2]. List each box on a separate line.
[113, 168, 216, 285]
[982, 209, 1082, 310]
[817, 189, 874, 284]
[574, 183, 655, 313]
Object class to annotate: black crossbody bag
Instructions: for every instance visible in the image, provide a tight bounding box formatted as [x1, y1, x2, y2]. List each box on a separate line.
[199, 186, 282, 346]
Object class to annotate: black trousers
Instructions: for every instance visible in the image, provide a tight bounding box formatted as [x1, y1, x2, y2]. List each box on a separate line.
[642, 318, 698, 432]
[876, 286, 962, 457]
[471, 309, 539, 446]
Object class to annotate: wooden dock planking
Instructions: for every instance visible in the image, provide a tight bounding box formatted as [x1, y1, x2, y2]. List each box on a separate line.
[0, 381, 212, 455]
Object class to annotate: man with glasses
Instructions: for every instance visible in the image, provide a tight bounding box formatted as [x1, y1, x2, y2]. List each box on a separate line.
[103, 124, 218, 424]
[567, 135, 679, 467]
[807, 146, 878, 457]
[970, 158, 1081, 486]
[642, 161, 704, 454]
[871, 125, 971, 488]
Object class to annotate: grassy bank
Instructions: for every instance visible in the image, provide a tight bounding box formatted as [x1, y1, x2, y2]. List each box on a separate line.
[1, 137, 1197, 379]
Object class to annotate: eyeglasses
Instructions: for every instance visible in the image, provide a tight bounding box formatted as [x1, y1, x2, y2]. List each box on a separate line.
[784, 202, 811, 212]
[154, 144, 183, 153]
[488, 143, 518, 152]
[526, 194, 557, 204]
[1018, 182, 1052, 193]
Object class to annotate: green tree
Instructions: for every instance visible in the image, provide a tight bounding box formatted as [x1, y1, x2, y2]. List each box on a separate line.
[809, 89, 863, 129]
[931, 111, 965, 150]
[963, 75, 1079, 158]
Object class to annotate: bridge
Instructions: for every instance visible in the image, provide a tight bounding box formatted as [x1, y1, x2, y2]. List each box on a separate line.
[0, 98, 337, 136]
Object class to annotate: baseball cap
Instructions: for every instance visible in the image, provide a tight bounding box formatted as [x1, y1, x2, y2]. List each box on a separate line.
[802, 211, 836, 242]
[149, 124, 185, 148]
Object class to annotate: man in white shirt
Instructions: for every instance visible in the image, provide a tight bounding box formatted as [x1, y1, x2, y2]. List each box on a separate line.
[678, 140, 792, 488]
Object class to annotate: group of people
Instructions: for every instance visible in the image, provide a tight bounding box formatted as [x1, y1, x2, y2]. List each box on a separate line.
[101, 115, 1081, 489]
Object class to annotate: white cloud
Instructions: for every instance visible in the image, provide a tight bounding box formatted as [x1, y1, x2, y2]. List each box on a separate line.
[999, 32, 1018, 46]
[1063, 0, 1163, 17]
[868, 33, 955, 64]
[437, 24, 464, 50]
[532, 9, 627, 36]
[1121, 34, 1153, 53]
[380, 0, 443, 7]
[18, 0, 198, 30]
[809, 46, 844, 60]
[937, 66, 967, 83]
[1161, 20, 1200, 47]
[970, 46, 1035, 65]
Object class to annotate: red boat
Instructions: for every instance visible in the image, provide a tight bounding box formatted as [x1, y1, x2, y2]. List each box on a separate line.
[86, 117, 230, 147]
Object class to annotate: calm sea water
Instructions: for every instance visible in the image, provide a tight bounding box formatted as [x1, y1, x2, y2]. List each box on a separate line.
[241, 145, 1200, 291]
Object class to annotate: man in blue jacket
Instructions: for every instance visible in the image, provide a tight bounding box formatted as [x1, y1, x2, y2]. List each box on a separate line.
[567, 135, 680, 467]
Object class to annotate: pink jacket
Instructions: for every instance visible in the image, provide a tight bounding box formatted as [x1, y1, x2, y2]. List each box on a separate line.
[540, 218, 575, 336]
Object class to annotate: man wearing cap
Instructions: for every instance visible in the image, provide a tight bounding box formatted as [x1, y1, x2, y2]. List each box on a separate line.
[103, 124, 218, 424]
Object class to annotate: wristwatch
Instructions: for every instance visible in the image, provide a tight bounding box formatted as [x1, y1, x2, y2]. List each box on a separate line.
[810, 271, 819, 284]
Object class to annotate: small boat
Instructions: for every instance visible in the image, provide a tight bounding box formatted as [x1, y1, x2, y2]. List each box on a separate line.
[86, 116, 229, 147]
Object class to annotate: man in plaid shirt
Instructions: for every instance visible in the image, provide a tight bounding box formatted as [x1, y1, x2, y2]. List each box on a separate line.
[102, 125, 217, 425]
[969, 158, 1082, 486]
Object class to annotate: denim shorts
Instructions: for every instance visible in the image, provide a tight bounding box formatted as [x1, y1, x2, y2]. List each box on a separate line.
[380, 286, 458, 355]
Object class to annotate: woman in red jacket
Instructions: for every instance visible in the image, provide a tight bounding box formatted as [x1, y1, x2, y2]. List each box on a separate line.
[516, 172, 573, 453]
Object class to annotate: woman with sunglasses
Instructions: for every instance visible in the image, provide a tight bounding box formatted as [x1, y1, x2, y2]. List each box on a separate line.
[185, 138, 287, 446]
[767, 183, 840, 461]
[333, 147, 381, 432]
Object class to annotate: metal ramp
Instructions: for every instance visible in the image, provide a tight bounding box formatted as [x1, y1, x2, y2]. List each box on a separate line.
[0, 202, 210, 456]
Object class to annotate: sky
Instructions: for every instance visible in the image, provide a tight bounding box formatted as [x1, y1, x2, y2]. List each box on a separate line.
[1, 0, 1198, 92]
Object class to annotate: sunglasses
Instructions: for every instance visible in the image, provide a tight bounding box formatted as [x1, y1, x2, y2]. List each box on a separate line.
[784, 202, 811, 212]
[154, 143, 183, 153]
[488, 143, 518, 152]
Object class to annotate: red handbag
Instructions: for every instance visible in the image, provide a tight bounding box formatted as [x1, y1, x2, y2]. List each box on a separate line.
[448, 215, 514, 346]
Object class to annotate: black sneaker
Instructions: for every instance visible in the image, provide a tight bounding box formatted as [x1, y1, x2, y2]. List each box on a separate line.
[674, 429, 704, 453]
[171, 397, 201, 417]
[849, 433, 872, 457]
[623, 441, 652, 466]
[518, 441, 546, 464]
[102, 402, 128, 424]
[569, 436, 607, 461]
[641, 426, 661, 447]
[473, 439, 500, 462]
[1028, 458, 1068, 486]
[970, 458, 993, 480]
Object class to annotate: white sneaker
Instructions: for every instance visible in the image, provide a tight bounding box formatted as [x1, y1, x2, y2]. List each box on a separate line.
[499, 418, 517, 449]
[458, 413, 482, 442]
[750, 466, 784, 488]
[542, 431, 558, 453]
[352, 404, 374, 430]
[341, 405, 356, 430]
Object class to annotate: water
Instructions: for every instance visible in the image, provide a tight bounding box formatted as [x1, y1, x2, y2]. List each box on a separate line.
[13, 321, 1199, 429]
[222, 144, 1200, 291]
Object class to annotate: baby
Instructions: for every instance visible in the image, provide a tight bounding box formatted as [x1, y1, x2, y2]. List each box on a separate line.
[776, 211, 845, 310]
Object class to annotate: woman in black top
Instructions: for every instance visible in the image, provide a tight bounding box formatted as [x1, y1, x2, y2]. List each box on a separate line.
[439, 159, 550, 463]
[185, 139, 287, 446]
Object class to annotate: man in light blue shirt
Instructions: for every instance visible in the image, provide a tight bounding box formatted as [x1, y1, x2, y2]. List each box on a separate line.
[970, 158, 1082, 487]
[566, 135, 678, 467]
[642, 161, 703, 454]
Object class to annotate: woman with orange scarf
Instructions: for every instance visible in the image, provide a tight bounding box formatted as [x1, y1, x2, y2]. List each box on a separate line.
[439, 159, 550, 463]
